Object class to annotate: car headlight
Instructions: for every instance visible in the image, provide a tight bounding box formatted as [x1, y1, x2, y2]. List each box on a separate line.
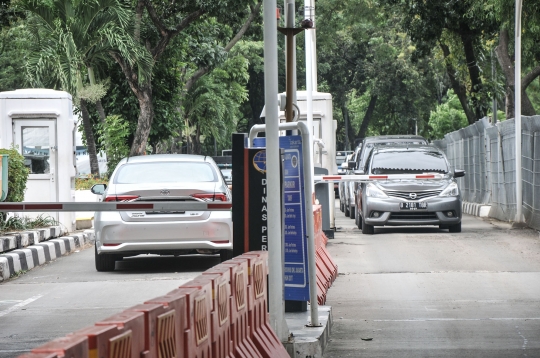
[366, 183, 388, 198]
[440, 182, 459, 197]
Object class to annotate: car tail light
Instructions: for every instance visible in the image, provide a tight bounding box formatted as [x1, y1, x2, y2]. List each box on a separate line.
[104, 195, 139, 202]
[192, 193, 228, 202]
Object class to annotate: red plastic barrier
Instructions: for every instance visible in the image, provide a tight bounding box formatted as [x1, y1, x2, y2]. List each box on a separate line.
[205, 261, 262, 358]
[126, 303, 178, 358]
[30, 335, 88, 358]
[169, 282, 212, 358]
[68, 324, 124, 358]
[94, 310, 146, 358]
[18, 353, 58, 358]
[145, 289, 187, 358]
[189, 274, 233, 358]
[238, 252, 290, 358]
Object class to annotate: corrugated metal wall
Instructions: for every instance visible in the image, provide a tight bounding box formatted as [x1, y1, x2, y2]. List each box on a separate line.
[434, 115, 540, 230]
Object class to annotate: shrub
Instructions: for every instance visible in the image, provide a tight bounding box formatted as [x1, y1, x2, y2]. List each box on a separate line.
[75, 175, 108, 190]
[0, 146, 29, 202]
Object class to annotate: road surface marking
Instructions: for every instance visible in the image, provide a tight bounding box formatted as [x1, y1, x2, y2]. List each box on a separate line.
[0, 295, 43, 318]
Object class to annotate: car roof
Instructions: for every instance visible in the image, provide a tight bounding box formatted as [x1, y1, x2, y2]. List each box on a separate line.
[118, 154, 213, 165]
[372, 143, 443, 154]
[363, 135, 427, 144]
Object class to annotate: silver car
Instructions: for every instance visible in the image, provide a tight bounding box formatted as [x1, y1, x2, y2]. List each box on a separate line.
[354, 145, 465, 234]
[91, 154, 233, 271]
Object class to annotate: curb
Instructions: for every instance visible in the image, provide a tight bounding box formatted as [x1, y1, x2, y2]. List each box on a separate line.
[284, 305, 333, 357]
[462, 201, 491, 217]
[0, 226, 65, 253]
[0, 229, 95, 282]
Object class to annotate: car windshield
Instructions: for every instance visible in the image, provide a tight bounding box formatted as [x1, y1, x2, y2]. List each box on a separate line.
[370, 151, 448, 174]
[115, 161, 217, 184]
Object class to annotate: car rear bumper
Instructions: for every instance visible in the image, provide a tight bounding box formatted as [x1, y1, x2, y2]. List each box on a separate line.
[95, 211, 233, 254]
[362, 196, 461, 226]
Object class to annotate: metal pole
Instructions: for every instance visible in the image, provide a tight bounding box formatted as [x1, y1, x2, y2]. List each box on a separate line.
[309, 0, 317, 91]
[305, 0, 315, 186]
[286, 0, 298, 128]
[515, 0, 523, 222]
[284, 1, 295, 123]
[249, 121, 320, 327]
[263, 0, 288, 340]
[492, 48, 498, 123]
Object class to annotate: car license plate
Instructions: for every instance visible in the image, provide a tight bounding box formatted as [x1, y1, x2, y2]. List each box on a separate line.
[400, 202, 427, 210]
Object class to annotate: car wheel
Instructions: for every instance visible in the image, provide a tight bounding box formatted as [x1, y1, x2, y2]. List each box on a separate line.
[349, 205, 356, 220]
[362, 217, 374, 235]
[449, 222, 461, 233]
[220, 249, 234, 262]
[95, 244, 117, 272]
[344, 204, 350, 217]
[340, 201, 344, 212]
[355, 211, 362, 229]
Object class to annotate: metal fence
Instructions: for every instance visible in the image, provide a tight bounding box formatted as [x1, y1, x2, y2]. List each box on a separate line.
[433, 115, 540, 231]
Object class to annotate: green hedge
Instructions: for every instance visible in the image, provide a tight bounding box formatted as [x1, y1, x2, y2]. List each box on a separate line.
[0, 147, 29, 202]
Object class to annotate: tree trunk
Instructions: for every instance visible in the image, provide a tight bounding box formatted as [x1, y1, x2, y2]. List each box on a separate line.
[440, 43, 477, 125]
[459, 26, 486, 119]
[495, 29, 537, 119]
[130, 84, 154, 156]
[80, 99, 100, 176]
[356, 95, 377, 139]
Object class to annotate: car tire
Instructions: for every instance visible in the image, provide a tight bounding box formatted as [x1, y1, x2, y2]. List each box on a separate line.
[344, 204, 350, 217]
[355, 211, 362, 229]
[449, 222, 461, 233]
[362, 218, 374, 235]
[349, 205, 356, 220]
[95, 244, 117, 272]
[340, 201, 344, 212]
[220, 249, 234, 262]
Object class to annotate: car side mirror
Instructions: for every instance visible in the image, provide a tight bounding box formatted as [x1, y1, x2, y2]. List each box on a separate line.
[354, 169, 365, 175]
[454, 169, 465, 178]
[91, 183, 107, 195]
[348, 160, 356, 170]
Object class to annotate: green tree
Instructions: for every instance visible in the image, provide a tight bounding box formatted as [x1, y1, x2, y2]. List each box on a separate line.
[20, 0, 152, 175]
[381, 0, 500, 124]
[111, 0, 262, 157]
[428, 90, 469, 140]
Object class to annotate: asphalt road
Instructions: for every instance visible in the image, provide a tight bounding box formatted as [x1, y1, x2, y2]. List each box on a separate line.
[0, 248, 220, 357]
[324, 203, 540, 357]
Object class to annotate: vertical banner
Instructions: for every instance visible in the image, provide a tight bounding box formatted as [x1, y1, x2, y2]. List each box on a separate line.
[254, 135, 309, 301]
[247, 148, 269, 251]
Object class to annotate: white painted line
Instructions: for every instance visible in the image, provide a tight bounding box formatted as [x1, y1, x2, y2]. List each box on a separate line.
[373, 317, 540, 322]
[0, 294, 43, 318]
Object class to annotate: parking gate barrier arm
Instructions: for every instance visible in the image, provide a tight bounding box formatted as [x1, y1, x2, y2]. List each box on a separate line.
[0, 202, 232, 212]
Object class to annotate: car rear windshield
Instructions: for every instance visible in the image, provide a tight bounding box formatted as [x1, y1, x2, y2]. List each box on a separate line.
[370, 151, 448, 174]
[114, 161, 217, 184]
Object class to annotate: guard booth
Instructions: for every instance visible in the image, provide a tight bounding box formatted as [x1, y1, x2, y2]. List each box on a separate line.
[261, 91, 337, 236]
[0, 89, 77, 231]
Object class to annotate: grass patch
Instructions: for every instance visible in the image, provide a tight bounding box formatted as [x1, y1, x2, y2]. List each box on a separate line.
[76, 175, 108, 190]
[0, 214, 59, 234]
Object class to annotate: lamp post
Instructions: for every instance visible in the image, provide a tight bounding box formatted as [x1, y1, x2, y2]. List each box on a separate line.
[515, 0, 523, 223]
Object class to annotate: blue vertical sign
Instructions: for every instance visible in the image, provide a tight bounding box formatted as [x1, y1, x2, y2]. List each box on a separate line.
[253, 135, 309, 301]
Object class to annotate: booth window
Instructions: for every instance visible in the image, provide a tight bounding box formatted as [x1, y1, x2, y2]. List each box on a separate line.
[22, 127, 50, 174]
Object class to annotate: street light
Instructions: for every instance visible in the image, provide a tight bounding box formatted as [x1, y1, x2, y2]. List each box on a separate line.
[515, 0, 523, 223]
